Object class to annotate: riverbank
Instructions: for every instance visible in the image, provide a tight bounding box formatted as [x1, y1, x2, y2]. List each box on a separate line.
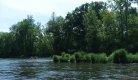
[53, 49, 138, 63]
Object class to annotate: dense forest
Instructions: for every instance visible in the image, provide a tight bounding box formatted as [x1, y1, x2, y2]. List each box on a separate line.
[0, 0, 138, 58]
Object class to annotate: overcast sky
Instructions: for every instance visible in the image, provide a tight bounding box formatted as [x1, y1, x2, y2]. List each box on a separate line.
[0, 0, 138, 32]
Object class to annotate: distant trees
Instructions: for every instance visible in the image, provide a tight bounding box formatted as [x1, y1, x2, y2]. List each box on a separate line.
[0, 0, 138, 57]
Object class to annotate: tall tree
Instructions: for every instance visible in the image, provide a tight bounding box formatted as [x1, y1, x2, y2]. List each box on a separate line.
[83, 6, 102, 53]
[10, 15, 40, 57]
[46, 12, 66, 55]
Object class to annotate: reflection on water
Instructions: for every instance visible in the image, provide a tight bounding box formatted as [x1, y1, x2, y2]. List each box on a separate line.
[0, 58, 138, 80]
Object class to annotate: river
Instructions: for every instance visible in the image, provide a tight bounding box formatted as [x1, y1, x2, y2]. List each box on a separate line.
[0, 58, 138, 80]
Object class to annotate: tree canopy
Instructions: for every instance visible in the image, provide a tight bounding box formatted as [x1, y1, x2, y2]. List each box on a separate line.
[0, 1, 138, 58]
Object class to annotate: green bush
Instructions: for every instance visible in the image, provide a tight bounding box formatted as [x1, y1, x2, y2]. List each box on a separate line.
[75, 52, 82, 62]
[91, 53, 97, 63]
[61, 52, 66, 57]
[65, 54, 70, 59]
[75, 52, 81, 59]
[60, 56, 68, 62]
[127, 53, 133, 63]
[112, 49, 127, 63]
[70, 55, 76, 62]
[82, 55, 87, 62]
[108, 53, 114, 62]
[86, 54, 91, 62]
[53, 55, 60, 62]
[98, 53, 107, 63]
[80, 51, 85, 57]
[133, 54, 138, 63]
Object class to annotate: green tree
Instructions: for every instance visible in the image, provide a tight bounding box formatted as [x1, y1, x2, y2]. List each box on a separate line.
[0, 32, 15, 57]
[83, 6, 102, 53]
[99, 10, 118, 54]
[46, 12, 66, 55]
[10, 15, 40, 57]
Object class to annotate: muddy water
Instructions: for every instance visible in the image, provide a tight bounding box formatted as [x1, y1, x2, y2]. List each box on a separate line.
[0, 58, 138, 80]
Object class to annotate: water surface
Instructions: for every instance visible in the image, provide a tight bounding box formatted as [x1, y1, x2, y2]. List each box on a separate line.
[0, 58, 138, 80]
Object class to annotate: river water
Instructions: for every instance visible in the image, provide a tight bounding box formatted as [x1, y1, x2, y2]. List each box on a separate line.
[0, 58, 138, 80]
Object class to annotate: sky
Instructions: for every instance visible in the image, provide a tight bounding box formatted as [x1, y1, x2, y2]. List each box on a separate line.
[0, 0, 138, 32]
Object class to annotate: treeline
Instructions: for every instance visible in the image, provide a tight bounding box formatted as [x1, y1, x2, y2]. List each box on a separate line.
[0, 0, 138, 58]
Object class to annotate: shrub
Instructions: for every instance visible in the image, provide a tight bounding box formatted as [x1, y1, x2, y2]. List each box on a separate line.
[91, 53, 97, 63]
[98, 53, 107, 63]
[75, 52, 81, 59]
[53, 55, 60, 62]
[75, 52, 82, 62]
[70, 55, 76, 62]
[127, 53, 133, 63]
[61, 52, 66, 57]
[66, 54, 70, 59]
[60, 56, 68, 62]
[79, 51, 85, 57]
[112, 49, 127, 63]
[82, 55, 87, 62]
[86, 54, 91, 62]
[133, 54, 138, 63]
[108, 53, 114, 62]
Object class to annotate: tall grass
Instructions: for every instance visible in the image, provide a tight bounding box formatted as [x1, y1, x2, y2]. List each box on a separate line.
[112, 49, 127, 63]
[60, 52, 69, 62]
[97, 53, 107, 63]
[132, 53, 138, 63]
[65, 54, 70, 59]
[86, 54, 91, 62]
[60, 56, 68, 62]
[75, 52, 82, 62]
[79, 51, 85, 57]
[70, 55, 75, 62]
[53, 55, 60, 62]
[127, 53, 133, 63]
[82, 55, 87, 62]
[108, 52, 114, 62]
[91, 53, 97, 63]
[53, 49, 138, 63]
[61, 52, 66, 57]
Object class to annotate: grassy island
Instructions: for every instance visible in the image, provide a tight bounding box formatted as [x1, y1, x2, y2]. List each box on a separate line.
[53, 49, 138, 63]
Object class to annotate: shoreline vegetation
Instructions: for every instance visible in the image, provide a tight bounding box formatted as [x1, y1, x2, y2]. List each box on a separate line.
[53, 49, 138, 63]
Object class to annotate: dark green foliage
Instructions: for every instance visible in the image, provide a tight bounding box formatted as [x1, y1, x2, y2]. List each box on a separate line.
[97, 53, 107, 63]
[75, 52, 82, 62]
[65, 54, 70, 59]
[20, 55, 24, 58]
[60, 52, 69, 62]
[91, 53, 97, 63]
[61, 52, 66, 57]
[112, 49, 127, 63]
[86, 54, 91, 62]
[75, 52, 82, 59]
[53, 55, 60, 62]
[80, 51, 85, 57]
[108, 53, 114, 62]
[82, 55, 87, 62]
[60, 56, 68, 62]
[132, 53, 138, 63]
[53, 50, 138, 63]
[127, 53, 133, 63]
[70, 55, 76, 62]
